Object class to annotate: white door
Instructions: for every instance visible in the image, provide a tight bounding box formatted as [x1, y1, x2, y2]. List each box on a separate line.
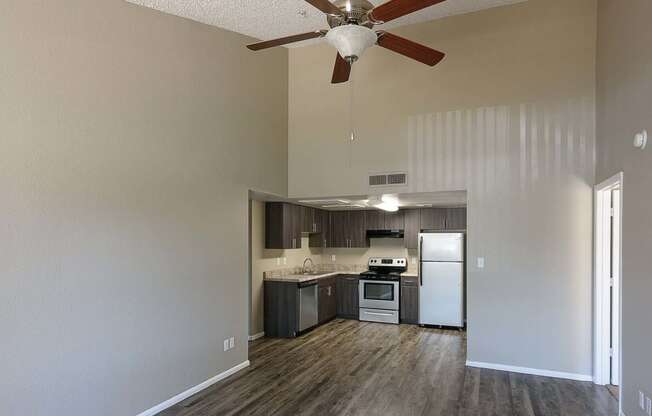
[419, 261, 464, 327]
[611, 189, 621, 386]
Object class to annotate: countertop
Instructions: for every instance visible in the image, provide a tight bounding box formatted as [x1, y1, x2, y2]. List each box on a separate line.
[264, 271, 418, 283]
[264, 271, 359, 283]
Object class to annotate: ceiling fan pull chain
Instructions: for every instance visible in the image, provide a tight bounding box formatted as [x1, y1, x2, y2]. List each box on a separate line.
[348, 63, 356, 168]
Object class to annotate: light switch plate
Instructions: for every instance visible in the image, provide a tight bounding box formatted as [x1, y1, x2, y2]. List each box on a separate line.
[229, 337, 235, 349]
[223, 339, 229, 351]
[283, 257, 287, 265]
[411, 257, 417, 265]
[331, 255, 336, 262]
[646, 396, 651, 415]
[640, 391, 646, 409]
[477, 257, 485, 269]
[276, 258, 281, 266]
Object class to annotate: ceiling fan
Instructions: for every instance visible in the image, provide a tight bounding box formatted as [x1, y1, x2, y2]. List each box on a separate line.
[246, 0, 448, 84]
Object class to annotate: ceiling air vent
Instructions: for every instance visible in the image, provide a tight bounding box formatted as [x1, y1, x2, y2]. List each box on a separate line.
[387, 173, 407, 185]
[369, 175, 388, 186]
[369, 172, 408, 188]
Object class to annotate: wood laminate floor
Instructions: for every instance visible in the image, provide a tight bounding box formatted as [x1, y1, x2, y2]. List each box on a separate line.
[158, 320, 618, 416]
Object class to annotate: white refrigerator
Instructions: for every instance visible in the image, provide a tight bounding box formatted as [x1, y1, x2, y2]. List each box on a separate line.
[418, 232, 465, 327]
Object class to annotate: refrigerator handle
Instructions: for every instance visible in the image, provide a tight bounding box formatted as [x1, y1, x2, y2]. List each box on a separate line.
[419, 235, 423, 286]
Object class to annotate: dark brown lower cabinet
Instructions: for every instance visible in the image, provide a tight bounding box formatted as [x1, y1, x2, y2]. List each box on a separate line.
[318, 277, 337, 324]
[336, 275, 359, 319]
[264, 281, 299, 338]
[400, 276, 419, 324]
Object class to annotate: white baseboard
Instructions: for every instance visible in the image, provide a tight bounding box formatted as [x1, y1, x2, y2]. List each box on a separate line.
[248, 332, 265, 341]
[136, 360, 250, 416]
[466, 361, 592, 382]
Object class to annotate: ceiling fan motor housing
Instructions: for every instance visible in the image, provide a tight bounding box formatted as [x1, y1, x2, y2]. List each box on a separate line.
[326, 25, 378, 61]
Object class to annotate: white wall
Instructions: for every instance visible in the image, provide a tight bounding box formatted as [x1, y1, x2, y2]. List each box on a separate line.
[596, 1, 652, 414]
[0, 2, 287, 415]
[288, 0, 597, 377]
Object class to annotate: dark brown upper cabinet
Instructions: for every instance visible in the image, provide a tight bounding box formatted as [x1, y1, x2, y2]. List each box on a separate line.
[445, 207, 467, 230]
[301, 206, 325, 234]
[309, 209, 330, 248]
[365, 211, 385, 230]
[265, 202, 302, 249]
[404, 209, 420, 249]
[300, 206, 314, 233]
[330, 211, 368, 248]
[384, 210, 405, 230]
[366, 210, 404, 230]
[420, 208, 447, 231]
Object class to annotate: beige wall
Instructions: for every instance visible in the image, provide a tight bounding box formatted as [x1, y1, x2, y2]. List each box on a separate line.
[596, 1, 652, 414]
[289, 0, 597, 376]
[249, 200, 322, 336]
[322, 238, 418, 273]
[0, 2, 287, 415]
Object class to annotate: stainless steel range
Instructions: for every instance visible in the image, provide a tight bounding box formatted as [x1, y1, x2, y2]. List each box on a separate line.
[358, 257, 407, 324]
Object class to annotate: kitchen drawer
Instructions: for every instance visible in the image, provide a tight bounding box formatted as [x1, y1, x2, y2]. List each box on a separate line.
[401, 276, 419, 287]
[360, 308, 399, 324]
[318, 276, 337, 288]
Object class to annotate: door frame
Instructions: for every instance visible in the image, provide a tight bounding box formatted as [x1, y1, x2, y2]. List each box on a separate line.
[593, 172, 623, 392]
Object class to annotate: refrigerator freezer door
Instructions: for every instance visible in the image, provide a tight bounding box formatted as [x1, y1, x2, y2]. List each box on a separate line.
[419, 261, 464, 327]
[419, 233, 464, 262]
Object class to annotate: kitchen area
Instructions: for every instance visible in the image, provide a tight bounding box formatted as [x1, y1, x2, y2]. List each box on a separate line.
[249, 193, 467, 339]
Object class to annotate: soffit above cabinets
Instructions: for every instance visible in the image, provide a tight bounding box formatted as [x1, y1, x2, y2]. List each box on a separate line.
[126, 0, 527, 48]
[251, 190, 467, 211]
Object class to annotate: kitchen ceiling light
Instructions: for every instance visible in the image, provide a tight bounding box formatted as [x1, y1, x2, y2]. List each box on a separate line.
[376, 202, 399, 212]
[325, 24, 377, 62]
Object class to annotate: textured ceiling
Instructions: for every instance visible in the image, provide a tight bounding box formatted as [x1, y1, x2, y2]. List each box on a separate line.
[126, 0, 527, 47]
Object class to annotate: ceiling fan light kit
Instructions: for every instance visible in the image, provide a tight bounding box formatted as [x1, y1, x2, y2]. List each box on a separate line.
[326, 25, 377, 62]
[246, 0, 448, 84]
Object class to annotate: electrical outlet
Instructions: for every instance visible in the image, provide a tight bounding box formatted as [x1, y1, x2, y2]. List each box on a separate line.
[229, 337, 235, 349]
[283, 257, 287, 265]
[411, 256, 417, 265]
[331, 254, 336, 262]
[477, 257, 485, 269]
[276, 258, 281, 266]
[223, 339, 229, 352]
[646, 396, 651, 415]
[640, 391, 646, 410]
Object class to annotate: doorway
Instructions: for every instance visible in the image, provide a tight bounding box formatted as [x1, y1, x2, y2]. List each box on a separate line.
[594, 173, 622, 399]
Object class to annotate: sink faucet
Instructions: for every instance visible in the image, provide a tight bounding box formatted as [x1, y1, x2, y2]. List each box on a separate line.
[302, 257, 314, 274]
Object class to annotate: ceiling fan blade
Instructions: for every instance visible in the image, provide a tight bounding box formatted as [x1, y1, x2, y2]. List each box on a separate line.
[247, 31, 324, 51]
[377, 32, 445, 66]
[331, 53, 351, 84]
[304, 0, 343, 16]
[369, 0, 447, 24]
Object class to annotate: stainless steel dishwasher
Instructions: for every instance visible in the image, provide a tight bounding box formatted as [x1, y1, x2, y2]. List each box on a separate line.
[298, 280, 318, 332]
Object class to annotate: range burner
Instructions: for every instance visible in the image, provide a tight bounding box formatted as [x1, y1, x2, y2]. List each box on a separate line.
[358, 270, 402, 281]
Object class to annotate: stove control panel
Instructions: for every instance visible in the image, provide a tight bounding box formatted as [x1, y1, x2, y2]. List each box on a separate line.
[368, 258, 407, 267]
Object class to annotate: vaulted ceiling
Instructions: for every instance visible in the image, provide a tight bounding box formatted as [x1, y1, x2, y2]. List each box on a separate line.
[126, 0, 527, 47]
